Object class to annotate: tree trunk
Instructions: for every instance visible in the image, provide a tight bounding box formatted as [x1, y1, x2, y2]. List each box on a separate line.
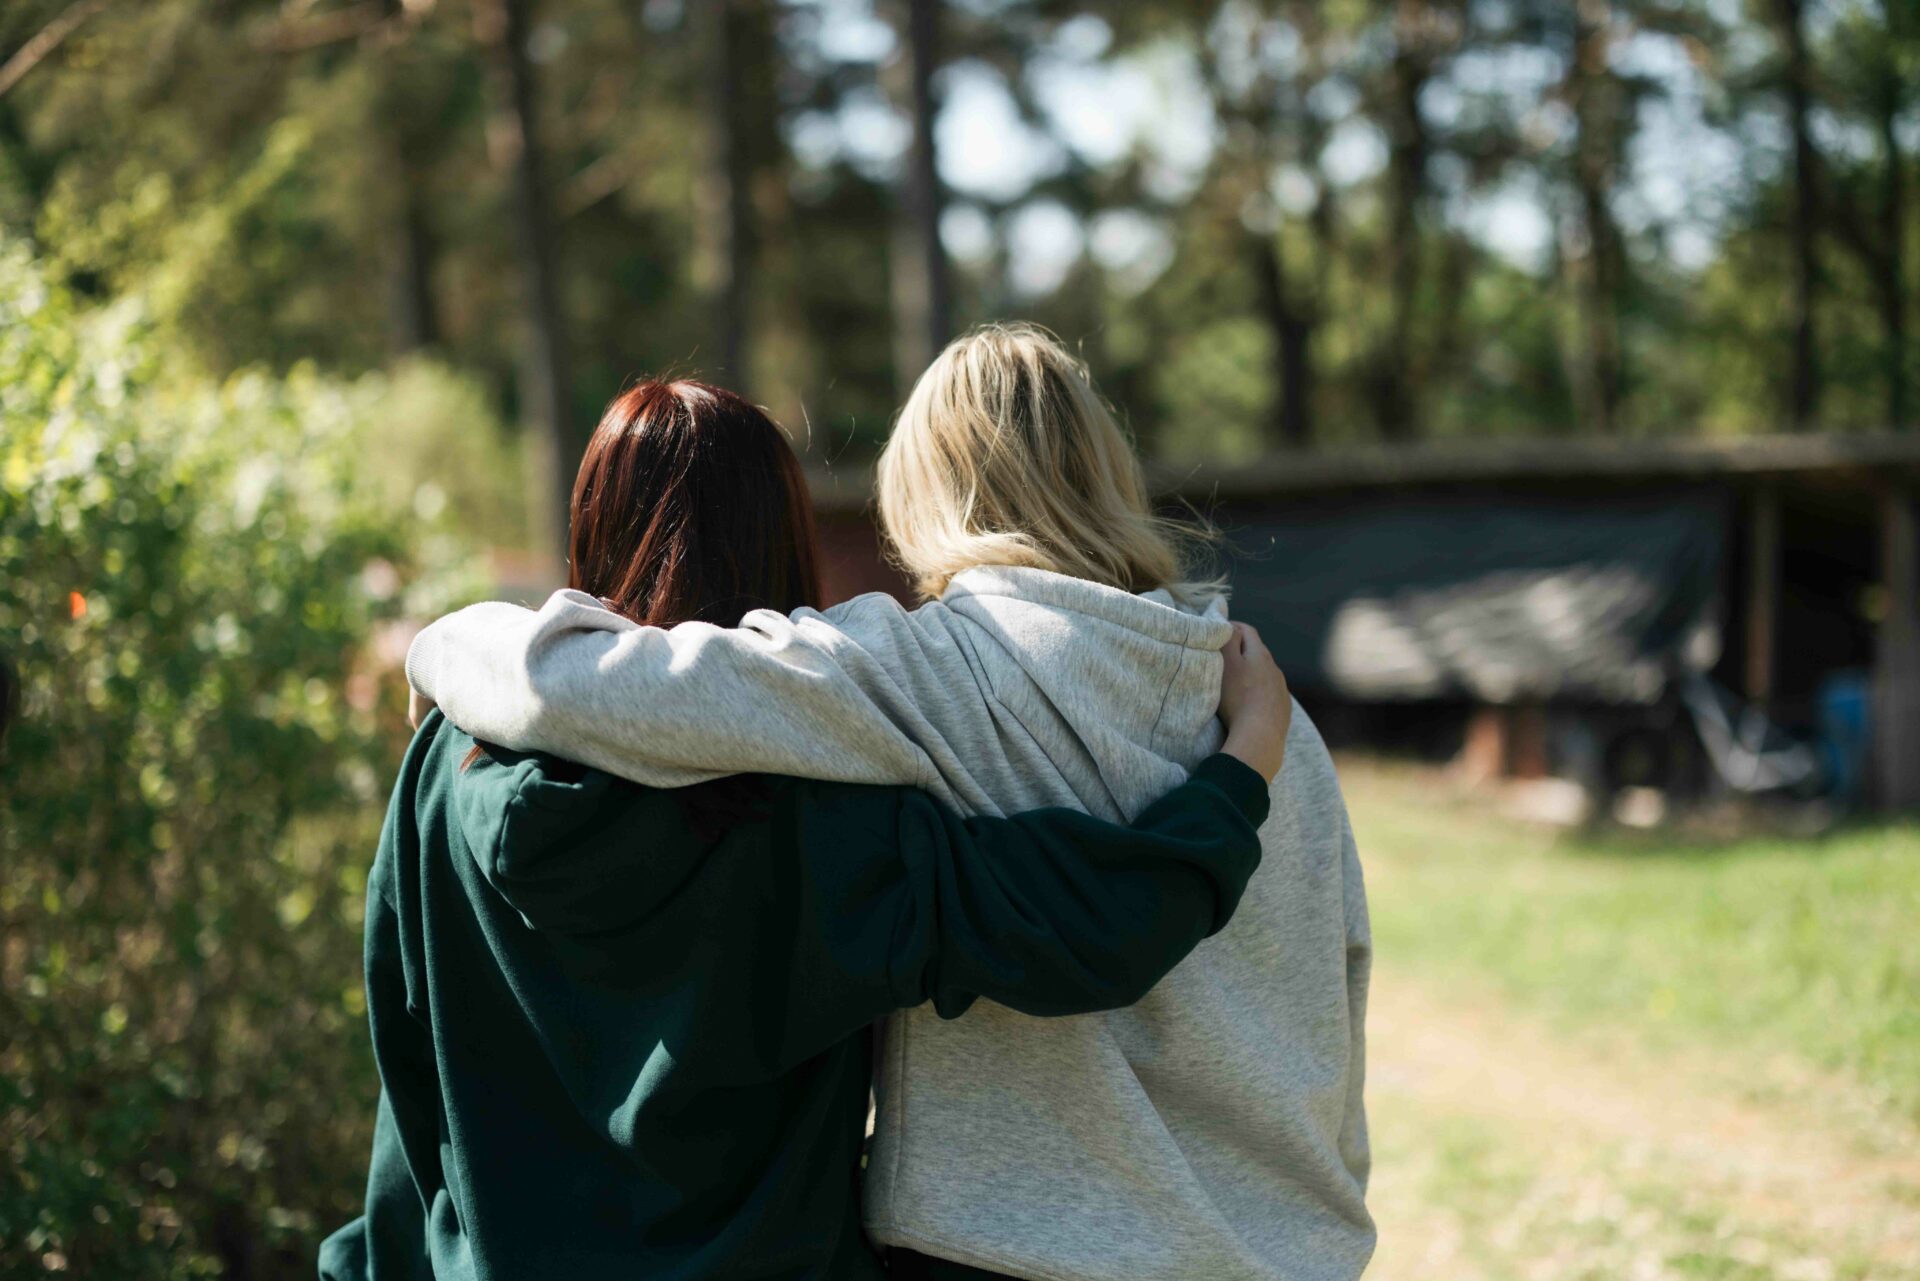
[891, 0, 951, 390]
[1875, 66, 1908, 429]
[386, 155, 440, 353]
[379, 0, 440, 355]
[479, 0, 578, 559]
[708, 0, 762, 385]
[1376, 0, 1436, 441]
[1778, 0, 1820, 430]
[0, 101, 54, 251]
[1569, 0, 1624, 433]
[1250, 229, 1312, 448]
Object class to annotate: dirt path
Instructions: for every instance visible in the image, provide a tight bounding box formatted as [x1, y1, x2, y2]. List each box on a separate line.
[1362, 974, 1920, 1280]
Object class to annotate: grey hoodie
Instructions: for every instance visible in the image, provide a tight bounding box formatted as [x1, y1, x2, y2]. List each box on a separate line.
[406, 566, 1373, 1281]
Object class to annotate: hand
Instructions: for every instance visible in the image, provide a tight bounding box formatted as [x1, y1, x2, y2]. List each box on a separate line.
[409, 686, 436, 730]
[1217, 623, 1291, 783]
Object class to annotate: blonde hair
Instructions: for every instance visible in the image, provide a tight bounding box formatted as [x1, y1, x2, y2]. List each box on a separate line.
[877, 323, 1214, 601]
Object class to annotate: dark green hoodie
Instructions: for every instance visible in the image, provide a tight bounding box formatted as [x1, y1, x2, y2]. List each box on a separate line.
[319, 711, 1268, 1281]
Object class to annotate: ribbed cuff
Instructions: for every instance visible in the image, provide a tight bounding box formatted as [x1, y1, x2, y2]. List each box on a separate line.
[1191, 753, 1272, 827]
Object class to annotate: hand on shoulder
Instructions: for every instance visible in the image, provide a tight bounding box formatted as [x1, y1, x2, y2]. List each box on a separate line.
[1216, 622, 1291, 783]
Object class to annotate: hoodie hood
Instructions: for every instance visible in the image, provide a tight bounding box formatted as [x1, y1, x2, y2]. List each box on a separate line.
[931, 566, 1234, 813]
[942, 566, 1232, 649]
[450, 734, 717, 932]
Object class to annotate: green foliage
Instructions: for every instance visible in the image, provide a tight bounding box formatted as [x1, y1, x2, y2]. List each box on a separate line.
[0, 244, 492, 1278]
[4, 0, 1915, 450]
[354, 358, 533, 552]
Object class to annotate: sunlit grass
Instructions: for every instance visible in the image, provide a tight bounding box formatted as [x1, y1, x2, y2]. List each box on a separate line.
[1343, 759, 1920, 1281]
[1346, 761, 1920, 1125]
[1369, 1107, 1890, 1281]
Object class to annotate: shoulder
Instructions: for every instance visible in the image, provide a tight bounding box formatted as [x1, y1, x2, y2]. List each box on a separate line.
[799, 593, 972, 680]
[823, 590, 920, 622]
[1281, 700, 1340, 789]
[813, 591, 944, 643]
[1265, 701, 1353, 838]
[384, 709, 467, 818]
[734, 591, 940, 662]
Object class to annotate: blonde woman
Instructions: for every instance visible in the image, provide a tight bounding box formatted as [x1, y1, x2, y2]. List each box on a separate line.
[406, 326, 1373, 1281]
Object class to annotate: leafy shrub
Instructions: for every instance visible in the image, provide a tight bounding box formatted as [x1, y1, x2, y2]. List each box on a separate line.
[0, 243, 493, 1278]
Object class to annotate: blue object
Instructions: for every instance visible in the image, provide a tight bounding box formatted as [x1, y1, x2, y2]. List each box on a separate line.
[1817, 670, 1872, 806]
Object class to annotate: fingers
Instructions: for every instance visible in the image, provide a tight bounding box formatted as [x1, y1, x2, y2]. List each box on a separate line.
[1230, 621, 1272, 667]
[1216, 621, 1289, 783]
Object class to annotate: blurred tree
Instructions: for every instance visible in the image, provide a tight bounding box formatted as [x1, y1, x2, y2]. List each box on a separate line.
[1772, 0, 1821, 429]
[1824, 0, 1915, 430]
[476, 0, 580, 553]
[1369, 0, 1461, 440]
[1529, 0, 1709, 435]
[0, 1, 105, 100]
[708, 0, 759, 385]
[888, 0, 953, 388]
[374, 1, 448, 355]
[1191, 0, 1338, 449]
[1562, 0, 1630, 433]
[0, 0, 1909, 495]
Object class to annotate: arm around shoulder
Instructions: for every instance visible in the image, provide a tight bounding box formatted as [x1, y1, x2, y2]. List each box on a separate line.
[878, 754, 1269, 1020]
[404, 589, 933, 789]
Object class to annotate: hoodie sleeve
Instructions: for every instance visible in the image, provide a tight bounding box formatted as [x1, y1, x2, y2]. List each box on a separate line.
[781, 754, 1270, 1043]
[405, 590, 957, 795]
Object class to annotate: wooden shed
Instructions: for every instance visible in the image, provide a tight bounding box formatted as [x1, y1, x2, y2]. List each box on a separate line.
[805, 432, 1920, 812]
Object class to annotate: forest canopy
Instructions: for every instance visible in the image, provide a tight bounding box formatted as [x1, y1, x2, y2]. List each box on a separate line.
[0, 1, 1913, 516]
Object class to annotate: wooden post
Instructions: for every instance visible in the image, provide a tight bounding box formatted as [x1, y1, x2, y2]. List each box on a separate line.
[1874, 489, 1920, 810]
[1457, 706, 1508, 786]
[1745, 484, 1781, 707]
[1509, 703, 1551, 780]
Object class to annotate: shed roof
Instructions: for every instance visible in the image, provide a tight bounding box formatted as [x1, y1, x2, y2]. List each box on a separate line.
[801, 431, 1920, 514]
[1149, 430, 1920, 500]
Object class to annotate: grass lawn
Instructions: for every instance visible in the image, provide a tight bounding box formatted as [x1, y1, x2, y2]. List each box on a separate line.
[1341, 760, 1920, 1281]
[1350, 761, 1920, 1124]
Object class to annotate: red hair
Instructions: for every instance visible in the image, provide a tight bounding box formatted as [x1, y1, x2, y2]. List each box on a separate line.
[568, 380, 822, 626]
[461, 381, 821, 778]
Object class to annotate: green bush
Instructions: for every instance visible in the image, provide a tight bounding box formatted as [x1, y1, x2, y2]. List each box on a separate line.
[0, 243, 493, 1278]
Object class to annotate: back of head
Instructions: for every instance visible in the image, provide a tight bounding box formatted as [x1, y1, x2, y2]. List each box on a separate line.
[569, 380, 823, 627]
[877, 323, 1206, 601]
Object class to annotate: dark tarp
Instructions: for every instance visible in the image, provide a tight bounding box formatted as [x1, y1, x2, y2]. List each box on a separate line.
[1218, 494, 1726, 705]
